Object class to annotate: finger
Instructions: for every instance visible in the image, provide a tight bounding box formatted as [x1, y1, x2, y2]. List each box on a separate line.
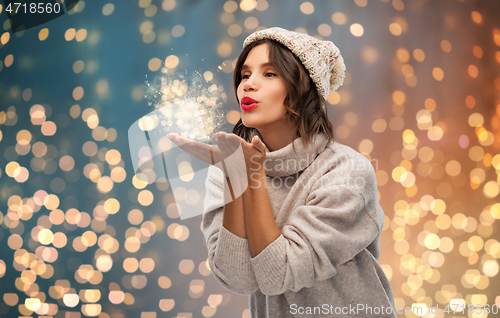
[177, 143, 204, 157]
[251, 135, 266, 155]
[189, 142, 221, 164]
[188, 143, 212, 162]
[219, 143, 247, 177]
[169, 138, 187, 150]
[207, 144, 225, 164]
[168, 134, 191, 148]
[216, 134, 238, 157]
[175, 135, 192, 144]
[215, 136, 232, 158]
[225, 133, 245, 144]
[217, 137, 243, 172]
[166, 133, 180, 145]
[222, 134, 242, 154]
[166, 133, 182, 145]
[215, 132, 232, 154]
[170, 138, 217, 166]
[222, 134, 246, 163]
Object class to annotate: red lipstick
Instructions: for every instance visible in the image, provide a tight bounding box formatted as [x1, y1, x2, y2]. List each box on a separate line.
[241, 96, 258, 111]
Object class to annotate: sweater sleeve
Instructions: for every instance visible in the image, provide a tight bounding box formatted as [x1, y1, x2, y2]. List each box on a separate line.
[202, 165, 259, 295]
[249, 163, 383, 295]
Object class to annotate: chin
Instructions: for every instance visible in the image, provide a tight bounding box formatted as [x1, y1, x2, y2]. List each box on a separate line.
[241, 114, 261, 129]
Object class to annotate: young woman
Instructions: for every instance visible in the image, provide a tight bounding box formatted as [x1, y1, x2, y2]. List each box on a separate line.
[168, 27, 395, 318]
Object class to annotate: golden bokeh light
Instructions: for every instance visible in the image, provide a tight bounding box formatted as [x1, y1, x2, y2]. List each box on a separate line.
[171, 25, 185, 37]
[159, 298, 175, 311]
[300, 2, 314, 14]
[244, 17, 259, 30]
[39, 28, 49, 41]
[165, 55, 179, 68]
[350, 23, 364, 37]
[331, 12, 347, 25]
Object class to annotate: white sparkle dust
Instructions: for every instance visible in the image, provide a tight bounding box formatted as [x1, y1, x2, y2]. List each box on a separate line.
[144, 67, 227, 143]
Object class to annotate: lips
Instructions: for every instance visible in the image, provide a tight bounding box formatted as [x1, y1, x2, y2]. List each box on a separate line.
[241, 96, 258, 111]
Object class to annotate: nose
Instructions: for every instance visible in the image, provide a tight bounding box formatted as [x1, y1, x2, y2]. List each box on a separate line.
[243, 75, 257, 91]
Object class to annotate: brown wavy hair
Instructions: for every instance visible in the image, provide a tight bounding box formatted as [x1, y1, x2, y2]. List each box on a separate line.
[232, 38, 335, 151]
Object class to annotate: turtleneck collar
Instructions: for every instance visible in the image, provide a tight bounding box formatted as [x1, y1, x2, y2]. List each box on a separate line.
[256, 132, 330, 177]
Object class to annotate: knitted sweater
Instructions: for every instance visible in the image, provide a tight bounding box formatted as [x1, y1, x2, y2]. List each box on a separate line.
[202, 132, 396, 318]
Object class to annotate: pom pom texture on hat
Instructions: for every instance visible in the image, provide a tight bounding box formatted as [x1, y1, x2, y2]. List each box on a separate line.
[243, 27, 346, 107]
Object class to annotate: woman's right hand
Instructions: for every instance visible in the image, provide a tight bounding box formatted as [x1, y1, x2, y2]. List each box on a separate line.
[166, 133, 223, 166]
[166, 133, 248, 198]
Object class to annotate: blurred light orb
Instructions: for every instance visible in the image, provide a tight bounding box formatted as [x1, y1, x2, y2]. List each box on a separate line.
[350, 23, 364, 37]
[240, 0, 256, 12]
[300, 2, 314, 14]
[331, 12, 347, 25]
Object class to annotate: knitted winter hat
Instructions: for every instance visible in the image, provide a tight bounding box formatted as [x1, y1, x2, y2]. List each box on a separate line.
[243, 27, 346, 111]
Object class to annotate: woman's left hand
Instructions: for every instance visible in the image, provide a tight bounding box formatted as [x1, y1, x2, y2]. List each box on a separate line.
[215, 132, 267, 175]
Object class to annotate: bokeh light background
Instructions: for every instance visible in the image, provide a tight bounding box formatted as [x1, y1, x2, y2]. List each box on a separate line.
[1, 0, 500, 317]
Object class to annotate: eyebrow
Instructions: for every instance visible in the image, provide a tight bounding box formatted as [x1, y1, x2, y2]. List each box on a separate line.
[241, 62, 274, 71]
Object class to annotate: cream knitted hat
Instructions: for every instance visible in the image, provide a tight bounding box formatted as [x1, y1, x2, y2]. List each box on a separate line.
[243, 27, 346, 111]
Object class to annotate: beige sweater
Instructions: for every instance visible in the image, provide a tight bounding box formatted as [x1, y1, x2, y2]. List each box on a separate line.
[202, 132, 396, 317]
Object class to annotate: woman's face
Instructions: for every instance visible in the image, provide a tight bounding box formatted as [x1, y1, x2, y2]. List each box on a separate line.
[236, 43, 289, 131]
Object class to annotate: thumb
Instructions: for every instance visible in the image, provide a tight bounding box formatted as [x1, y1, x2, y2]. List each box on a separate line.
[251, 135, 266, 154]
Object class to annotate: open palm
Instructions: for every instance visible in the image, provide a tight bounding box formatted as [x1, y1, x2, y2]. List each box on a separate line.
[166, 133, 248, 199]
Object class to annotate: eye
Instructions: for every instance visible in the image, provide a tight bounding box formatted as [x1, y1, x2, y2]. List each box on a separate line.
[265, 72, 277, 77]
[242, 74, 250, 79]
